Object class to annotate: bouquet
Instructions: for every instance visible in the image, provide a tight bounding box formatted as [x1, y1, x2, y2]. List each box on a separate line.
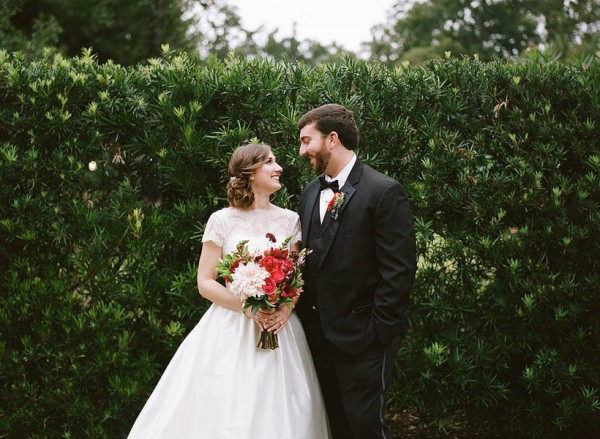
[215, 233, 310, 350]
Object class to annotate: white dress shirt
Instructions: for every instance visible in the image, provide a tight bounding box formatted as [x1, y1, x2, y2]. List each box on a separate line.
[319, 154, 357, 222]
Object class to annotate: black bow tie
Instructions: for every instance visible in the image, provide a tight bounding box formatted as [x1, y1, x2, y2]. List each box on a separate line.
[319, 176, 339, 192]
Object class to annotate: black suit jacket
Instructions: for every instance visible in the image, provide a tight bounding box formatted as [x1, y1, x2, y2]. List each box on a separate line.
[297, 158, 417, 355]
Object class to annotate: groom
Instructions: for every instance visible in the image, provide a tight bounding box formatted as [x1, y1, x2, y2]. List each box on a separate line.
[296, 104, 416, 439]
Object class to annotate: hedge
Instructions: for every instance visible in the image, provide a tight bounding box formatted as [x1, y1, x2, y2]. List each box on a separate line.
[1, 47, 599, 437]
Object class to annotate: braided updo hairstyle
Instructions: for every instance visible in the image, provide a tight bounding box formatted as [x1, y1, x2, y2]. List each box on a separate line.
[227, 143, 272, 208]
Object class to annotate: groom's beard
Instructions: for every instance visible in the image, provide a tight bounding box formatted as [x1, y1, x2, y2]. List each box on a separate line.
[313, 142, 330, 175]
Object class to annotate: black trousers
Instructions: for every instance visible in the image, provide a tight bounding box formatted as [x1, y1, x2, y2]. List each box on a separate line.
[302, 320, 402, 439]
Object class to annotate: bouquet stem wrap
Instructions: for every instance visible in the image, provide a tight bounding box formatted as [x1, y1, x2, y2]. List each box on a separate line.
[257, 330, 279, 350]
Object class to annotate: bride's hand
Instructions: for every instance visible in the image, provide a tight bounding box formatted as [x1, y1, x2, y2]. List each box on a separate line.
[244, 307, 273, 330]
[265, 304, 292, 334]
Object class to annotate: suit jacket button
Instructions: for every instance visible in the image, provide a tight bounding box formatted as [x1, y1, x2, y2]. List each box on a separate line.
[312, 305, 317, 310]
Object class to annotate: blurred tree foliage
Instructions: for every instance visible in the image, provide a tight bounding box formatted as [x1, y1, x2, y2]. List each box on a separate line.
[368, 0, 600, 65]
[3, 0, 600, 66]
[232, 26, 351, 64]
[0, 0, 351, 65]
[1, 0, 204, 64]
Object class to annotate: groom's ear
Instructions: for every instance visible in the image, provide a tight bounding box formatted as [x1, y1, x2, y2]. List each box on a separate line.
[328, 131, 339, 148]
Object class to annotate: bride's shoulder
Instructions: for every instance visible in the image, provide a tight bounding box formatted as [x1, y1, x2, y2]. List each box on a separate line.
[271, 205, 299, 220]
[207, 206, 238, 223]
[212, 206, 237, 216]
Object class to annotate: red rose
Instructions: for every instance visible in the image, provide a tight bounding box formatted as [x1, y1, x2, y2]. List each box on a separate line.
[280, 259, 294, 272]
[262, 256, 282, 273]
[262, 277, 277, 295]
[271, 269, 285, 283]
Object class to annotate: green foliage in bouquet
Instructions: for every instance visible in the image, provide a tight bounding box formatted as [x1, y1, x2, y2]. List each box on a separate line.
[1, 46, 599, 437]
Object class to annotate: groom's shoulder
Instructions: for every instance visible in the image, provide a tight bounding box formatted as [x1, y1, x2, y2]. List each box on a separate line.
[361, 162, 399, 187]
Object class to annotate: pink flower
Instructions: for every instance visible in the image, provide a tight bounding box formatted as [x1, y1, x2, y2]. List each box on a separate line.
[229, 261, 269, 299]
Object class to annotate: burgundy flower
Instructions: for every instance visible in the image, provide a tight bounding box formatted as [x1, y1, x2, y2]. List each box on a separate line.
[281, 286, 297, 298]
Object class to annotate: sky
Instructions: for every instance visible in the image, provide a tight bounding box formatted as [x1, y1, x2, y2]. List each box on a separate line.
[230, 0, 396, 55]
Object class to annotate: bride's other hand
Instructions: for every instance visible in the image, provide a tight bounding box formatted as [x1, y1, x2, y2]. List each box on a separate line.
[265, 304, 292, 334]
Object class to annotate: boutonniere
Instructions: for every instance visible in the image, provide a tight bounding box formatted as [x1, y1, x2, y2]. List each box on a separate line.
[327, 192, 344, 220]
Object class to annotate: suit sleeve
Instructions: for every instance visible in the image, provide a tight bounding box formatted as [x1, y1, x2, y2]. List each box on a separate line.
[372, 180, 417, 345]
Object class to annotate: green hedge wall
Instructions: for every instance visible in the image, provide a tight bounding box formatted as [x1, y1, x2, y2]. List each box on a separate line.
[1, 48, 599, 437]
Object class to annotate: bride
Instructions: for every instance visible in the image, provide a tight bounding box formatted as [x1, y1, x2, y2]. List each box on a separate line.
[128, 143, 330, 438]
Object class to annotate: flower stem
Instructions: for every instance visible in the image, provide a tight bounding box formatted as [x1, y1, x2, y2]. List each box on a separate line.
[257, 330, 279, 350]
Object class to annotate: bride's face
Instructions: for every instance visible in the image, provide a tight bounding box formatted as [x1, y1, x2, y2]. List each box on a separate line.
[251, 152, 283, 196]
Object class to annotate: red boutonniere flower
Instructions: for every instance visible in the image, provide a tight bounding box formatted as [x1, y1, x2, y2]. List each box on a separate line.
[327, 192, 344, 220]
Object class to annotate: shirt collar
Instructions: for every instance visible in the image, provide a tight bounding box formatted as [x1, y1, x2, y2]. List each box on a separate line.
[324, 154, 356, 189]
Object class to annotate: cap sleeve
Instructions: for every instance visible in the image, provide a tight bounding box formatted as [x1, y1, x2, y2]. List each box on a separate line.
[202, 211, 225, 247]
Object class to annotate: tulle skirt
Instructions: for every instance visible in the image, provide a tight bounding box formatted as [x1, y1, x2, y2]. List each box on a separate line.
[128, 304, 330, 439]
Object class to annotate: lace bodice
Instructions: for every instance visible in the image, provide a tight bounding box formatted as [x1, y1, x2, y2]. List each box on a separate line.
[202, 206, 301, 255]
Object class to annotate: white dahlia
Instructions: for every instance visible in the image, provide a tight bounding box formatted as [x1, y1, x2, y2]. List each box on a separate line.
[228, 261, 269, 300]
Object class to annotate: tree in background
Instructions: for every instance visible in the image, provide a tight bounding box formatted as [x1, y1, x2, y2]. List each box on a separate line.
[532, 0, 600, 58]
[1, 0, 352, 65]
[233, 24, 350, 64]
[369, 0, 600, 65]
[1, 0, 231, 65]
[0, 0, 63, 59]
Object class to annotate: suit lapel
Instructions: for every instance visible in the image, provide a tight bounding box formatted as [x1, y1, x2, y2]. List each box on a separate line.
[301, 181, 321, 247]
[317, 158, 363, 268]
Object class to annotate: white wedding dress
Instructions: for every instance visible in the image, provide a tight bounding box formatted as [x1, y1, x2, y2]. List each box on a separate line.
[128, 206, 330, 439]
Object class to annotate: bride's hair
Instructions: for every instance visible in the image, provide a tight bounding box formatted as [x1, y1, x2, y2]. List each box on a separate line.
[227, 143, 271, 208]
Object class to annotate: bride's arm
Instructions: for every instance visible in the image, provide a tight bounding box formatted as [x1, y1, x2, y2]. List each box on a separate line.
[196, 240, 245, 312]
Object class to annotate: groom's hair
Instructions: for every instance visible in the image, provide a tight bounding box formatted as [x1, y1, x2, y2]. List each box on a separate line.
[297, 103, 359, 150]
[227, 143, 271, 208]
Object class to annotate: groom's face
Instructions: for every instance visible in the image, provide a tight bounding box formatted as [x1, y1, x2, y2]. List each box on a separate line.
[299, 122, 330, 175]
